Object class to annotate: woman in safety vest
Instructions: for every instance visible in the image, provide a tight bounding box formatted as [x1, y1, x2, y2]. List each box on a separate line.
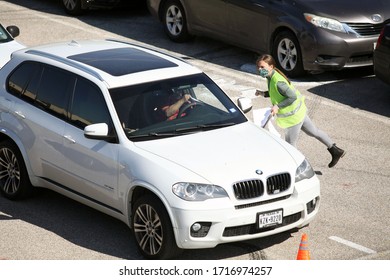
[255, 54, 345, 168]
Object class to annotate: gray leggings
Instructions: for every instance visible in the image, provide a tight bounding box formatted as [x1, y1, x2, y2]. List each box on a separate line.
[285, 114, 333, 148]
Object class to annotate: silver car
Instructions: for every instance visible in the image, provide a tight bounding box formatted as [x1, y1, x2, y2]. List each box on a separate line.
[147, 0, 390, 77]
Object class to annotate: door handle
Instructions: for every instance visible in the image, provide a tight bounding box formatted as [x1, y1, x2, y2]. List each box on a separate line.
[63, 135, 76, 144]
[14, 111, 26, 119]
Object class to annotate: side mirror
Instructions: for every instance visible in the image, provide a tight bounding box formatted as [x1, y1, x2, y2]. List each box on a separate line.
[6, 25, 20, 38]
[237, 97, 252, 114]
[84, 123, 108, 139]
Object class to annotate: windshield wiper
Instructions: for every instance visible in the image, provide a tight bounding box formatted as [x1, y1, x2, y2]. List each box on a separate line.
[128, 132, 178, 140]
[175, 122, 236, 133]
[128, 123, 236, 140]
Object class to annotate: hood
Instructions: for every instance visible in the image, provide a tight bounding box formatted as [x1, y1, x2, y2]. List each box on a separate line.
[0, 40, 25, 68]
[134, 122, 303, 186]
[293, 0, 390, 23]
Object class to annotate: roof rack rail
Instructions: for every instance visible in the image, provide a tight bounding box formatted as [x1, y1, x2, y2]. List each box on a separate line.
[26, 49, 104, 81]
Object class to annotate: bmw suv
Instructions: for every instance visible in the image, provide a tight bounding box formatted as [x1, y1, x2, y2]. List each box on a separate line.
[0, 39, 320, 259]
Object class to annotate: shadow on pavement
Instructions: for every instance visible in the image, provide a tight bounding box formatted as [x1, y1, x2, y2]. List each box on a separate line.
[0, 189, 291, 260]
[308, 74, 390, 117]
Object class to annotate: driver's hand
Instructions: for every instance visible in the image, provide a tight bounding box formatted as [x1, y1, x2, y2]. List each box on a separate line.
[182, 94, 191, 102]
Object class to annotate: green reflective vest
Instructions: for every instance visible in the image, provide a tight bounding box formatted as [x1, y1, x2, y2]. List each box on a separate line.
[269, 71, 307, 128]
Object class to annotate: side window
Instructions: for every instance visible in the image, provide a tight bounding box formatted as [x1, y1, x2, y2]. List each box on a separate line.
[23, 64, 43, 103]
[35, 66, 73, 120]
[7, 62, 41, 98]
[69, 78, 112, 130]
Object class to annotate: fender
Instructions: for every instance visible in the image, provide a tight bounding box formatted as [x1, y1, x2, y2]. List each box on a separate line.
[126, 179, 179, 228]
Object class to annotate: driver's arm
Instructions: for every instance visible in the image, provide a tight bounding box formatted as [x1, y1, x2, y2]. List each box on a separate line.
[164, 94, 191, 118]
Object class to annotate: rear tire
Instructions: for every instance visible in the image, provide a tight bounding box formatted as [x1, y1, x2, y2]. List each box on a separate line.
[272, 31, 305, 77]
[0, 140, 32, 200]
[162, 0, 192, 42]
[62, 0, 84, 16]
[131, 194, 182, 259]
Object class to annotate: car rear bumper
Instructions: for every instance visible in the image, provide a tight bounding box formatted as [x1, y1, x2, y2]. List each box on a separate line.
[171, 176, 320, 249]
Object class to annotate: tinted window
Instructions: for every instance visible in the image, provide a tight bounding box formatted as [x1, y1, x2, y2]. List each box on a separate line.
[35, 66, 73, 119]
[7, 62, 41, 97]
[22, 64, 42, 103]
[70, 78, 112, 130]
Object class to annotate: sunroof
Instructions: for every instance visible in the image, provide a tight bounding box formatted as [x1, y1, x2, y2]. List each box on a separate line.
[68, 47, 177, 76]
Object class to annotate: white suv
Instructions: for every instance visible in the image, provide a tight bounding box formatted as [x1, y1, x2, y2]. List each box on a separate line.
[0, 39, 320, 259]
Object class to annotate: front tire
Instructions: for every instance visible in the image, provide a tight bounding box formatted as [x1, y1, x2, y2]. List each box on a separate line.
[132, 194, 182, 259]
[162, 0, 191, 42]
[0, 140, 32, 200]
[272, 31, 305, 77]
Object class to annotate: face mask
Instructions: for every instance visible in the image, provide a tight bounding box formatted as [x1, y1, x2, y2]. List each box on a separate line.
[259, 68, 269, 78]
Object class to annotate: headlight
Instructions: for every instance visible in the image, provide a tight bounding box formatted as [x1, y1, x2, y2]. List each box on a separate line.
[304, 13, 346, 33]
[172, 182, 228, 201]
[295, 158, 315, 183]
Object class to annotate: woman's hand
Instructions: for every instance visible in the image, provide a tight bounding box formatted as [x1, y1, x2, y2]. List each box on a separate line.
[271, 105, 279, 116]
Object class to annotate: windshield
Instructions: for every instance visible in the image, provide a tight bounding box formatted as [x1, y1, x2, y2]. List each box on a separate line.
[110, 73, 247, 141]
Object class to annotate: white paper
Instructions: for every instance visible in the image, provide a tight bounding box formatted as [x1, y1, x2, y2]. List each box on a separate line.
[253, 108, 281, 137]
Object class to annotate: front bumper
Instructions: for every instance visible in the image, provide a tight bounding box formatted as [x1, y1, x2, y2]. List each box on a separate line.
[171, 176, 320, 249]
[300, 28, 378, 72]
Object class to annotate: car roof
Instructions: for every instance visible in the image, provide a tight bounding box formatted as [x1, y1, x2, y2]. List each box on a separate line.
[14, 39, 201, 88]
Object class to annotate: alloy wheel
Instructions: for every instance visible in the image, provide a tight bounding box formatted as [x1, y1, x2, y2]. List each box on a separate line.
[62, 0, 77, 11]
[133, 203, 164, 256]
[166, 5, 183, 36]
[0, 147, 21, 196]
[276, 37, 298, 71]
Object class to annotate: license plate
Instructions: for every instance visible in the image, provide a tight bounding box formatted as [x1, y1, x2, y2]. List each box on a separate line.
[257, 209, 283, 228]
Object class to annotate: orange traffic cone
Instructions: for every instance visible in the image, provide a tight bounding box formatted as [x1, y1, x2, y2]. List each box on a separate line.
[296, 233, 310, 260]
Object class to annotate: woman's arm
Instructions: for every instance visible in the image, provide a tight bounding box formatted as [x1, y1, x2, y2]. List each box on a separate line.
[276, 81, 297, 108]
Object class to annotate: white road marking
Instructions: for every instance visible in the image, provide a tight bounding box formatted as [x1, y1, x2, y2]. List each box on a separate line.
[329, 236, 377, 254]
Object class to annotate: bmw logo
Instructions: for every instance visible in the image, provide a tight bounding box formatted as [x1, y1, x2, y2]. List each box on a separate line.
[255, 169, 263, 175]
[371, 14, 383, 23]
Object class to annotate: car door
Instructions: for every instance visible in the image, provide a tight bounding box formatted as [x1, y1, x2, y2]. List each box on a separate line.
[225, 0, 271, 51]
[62, 77, 121, 213]
[6, 62, 71, 182]
[185, 0, 229, 39]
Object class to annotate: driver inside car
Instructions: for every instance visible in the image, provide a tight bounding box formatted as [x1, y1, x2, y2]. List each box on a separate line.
[153, 89, 192, 121]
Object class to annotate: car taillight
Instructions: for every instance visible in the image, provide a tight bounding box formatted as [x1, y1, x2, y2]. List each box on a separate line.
[376, 28, 385, 49]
